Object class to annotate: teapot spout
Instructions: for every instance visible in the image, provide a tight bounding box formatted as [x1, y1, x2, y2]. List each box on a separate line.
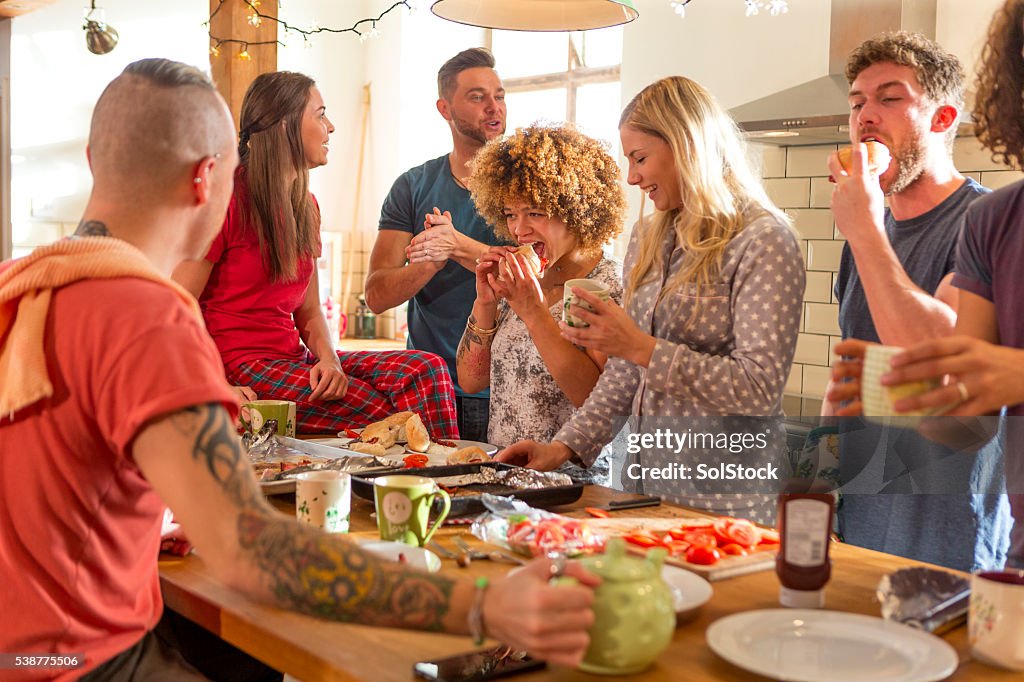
[646, 546, 667, 570]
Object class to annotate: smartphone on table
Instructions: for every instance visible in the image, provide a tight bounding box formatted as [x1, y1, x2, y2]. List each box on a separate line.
[412, 646, 545, 682]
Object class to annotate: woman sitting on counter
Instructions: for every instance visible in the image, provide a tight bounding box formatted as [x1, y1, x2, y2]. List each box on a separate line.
[173, 71, 458, 437]
[498, 76, 804, 523]
[455, 124, 624, 458]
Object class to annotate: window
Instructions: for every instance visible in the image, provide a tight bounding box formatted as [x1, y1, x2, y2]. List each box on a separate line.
[489, 27, 623, 153]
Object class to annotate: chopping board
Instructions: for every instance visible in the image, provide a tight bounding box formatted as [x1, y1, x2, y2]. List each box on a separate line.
[584, 516, 777, 581]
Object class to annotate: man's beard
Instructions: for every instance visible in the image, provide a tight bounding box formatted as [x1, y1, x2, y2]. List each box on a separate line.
[452, 114, 502, 145]
[885, 128, 927, 195]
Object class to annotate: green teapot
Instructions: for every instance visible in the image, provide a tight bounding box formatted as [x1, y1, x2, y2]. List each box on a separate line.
[576, 537, 675, 674]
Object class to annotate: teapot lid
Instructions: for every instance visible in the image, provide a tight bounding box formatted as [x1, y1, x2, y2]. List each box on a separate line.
[583, 537, 666, 581]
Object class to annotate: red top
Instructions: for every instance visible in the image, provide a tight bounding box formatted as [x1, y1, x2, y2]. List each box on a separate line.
[200, 167, 321, 369]
[0, 277, 237, 679]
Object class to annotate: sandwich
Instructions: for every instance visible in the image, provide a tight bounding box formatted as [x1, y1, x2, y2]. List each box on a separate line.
[498, 243, 547, 280]
[347, 441, 387, 457]
[446, 446, 490, 465]
[405, 413, 431, 453]
[360, 421, 397, 449]
[836, 140, 891, 176]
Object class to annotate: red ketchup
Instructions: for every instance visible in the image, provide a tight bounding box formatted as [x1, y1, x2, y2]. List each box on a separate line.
[776, 487, 834, 609]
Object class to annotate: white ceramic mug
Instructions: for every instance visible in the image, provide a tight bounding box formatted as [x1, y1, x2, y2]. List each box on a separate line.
[563, 278, 611, 328]
[861, 345, 941, 424]
[969, 570, 1024, 671]
[295, 471, 351, 533]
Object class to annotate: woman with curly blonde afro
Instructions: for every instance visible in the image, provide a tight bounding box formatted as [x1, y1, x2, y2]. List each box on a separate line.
[456, 124, 625, 449]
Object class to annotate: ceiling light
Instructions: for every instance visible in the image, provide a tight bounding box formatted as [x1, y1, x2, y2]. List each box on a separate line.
[83, 2, 118, 55]
[430, 0, 638, 32]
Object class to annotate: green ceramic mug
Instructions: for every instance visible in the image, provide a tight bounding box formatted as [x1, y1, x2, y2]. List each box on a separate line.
[240, 400, 296, 437]
[373, 475, 451, 547]
[563, 278, 612, 328]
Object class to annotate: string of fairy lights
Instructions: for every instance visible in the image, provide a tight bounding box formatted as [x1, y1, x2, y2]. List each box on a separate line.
[206, 0, 414, 60]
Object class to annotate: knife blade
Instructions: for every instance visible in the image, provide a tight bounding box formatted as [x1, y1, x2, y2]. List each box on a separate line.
[593, 495, 662, 512]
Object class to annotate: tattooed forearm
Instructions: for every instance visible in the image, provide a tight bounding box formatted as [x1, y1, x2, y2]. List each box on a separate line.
[169, 403, 265, 508]
[237, 511, 457, 631]
[74, 220, 111, 237]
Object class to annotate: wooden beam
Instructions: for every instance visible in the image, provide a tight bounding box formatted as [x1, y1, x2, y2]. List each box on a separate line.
[209, 0, 277, 130]
[0, 0, 59, 18]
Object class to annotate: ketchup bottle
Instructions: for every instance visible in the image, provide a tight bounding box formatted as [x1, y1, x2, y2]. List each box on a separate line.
[776, 484, 835, 609]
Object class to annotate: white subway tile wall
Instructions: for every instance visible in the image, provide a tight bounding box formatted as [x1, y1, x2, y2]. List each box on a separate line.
[763, 138, 1021, 415]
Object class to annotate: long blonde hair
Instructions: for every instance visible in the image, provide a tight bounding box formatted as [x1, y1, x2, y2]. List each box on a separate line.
[619, 76, 790, 302]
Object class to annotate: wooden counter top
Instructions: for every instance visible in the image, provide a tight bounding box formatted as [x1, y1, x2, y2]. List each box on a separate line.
[159, 487, 1017, 682]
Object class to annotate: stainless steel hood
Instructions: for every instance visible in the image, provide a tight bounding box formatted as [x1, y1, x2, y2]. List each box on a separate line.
[731, 0, 973, 145]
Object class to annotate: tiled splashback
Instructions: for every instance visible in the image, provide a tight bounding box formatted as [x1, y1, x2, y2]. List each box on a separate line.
[759, 139, 1024, 417]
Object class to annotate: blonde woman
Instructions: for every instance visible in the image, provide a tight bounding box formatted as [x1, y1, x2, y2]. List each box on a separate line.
[455, 124, 624, 450]
[498, 77, 804, 523]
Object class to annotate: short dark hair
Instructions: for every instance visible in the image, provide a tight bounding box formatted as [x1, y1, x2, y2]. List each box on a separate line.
[123, 57, 215, 91]
[437, 48, 496, 100]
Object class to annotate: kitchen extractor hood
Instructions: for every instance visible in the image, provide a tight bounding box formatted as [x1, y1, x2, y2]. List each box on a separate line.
[731, 0, 974, 145]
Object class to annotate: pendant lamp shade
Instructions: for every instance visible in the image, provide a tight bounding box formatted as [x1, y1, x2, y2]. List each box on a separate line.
[430, 0, 638, 31]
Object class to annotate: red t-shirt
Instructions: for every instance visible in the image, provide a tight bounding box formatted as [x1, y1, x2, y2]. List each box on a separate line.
[0, 278, 238, 680]
[200, 171, 321, 369]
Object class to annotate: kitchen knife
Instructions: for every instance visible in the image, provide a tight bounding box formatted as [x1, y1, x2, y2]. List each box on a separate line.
[594, 495, 662, 512]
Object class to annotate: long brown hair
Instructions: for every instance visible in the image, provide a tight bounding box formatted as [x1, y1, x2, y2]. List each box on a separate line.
[619, 76, 790, 305]
[974, 0, 1024, 169]
[237, 71, 320, 282]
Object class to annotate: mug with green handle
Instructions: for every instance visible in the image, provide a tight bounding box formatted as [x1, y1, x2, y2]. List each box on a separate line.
[373, 475, 451, 547]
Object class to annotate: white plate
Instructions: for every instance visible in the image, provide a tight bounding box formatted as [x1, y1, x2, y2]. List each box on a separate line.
[358, 541, 441, 573]
[706, 609, 958, 682]
[335, 427, 407, 445]
[403, 439, 500, 457]
[308, 437, 405, 458]
[662, 564, 712, 618]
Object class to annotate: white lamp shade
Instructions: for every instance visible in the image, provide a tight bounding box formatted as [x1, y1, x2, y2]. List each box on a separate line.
[431, 0, 639, 31]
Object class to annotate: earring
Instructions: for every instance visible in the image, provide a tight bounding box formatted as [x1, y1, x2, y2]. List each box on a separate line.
[193, 177, 202, 185]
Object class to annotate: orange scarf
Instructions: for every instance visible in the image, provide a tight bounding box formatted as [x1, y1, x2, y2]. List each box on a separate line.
[0, 237, 200, 418]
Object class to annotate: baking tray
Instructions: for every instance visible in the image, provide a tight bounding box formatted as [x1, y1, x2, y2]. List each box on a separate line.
[350, 462, 584, 517]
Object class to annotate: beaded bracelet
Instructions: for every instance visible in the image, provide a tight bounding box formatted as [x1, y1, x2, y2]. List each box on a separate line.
[467, 576, 489, 645]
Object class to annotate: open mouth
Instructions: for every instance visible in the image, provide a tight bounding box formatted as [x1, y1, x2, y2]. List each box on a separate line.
[484, 120, 503, 131]
[530, 241, 546, 259]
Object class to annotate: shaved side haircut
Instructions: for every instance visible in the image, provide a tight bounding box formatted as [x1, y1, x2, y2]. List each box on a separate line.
[88, 58, 234, 199]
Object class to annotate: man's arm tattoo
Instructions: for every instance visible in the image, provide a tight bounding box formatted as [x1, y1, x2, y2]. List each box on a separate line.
[74, 220, 111, 237]
[173, 403, 456, 631]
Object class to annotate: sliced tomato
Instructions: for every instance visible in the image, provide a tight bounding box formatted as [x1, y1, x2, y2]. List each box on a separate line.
[720, 543, 749, 557]
[685, 545, 721, 565]
[585, 507, 611, 518]
[664, 540, 691, 557]
[724, 519, 760, 548]
[681, 530, 717, 548]
[436, 439, 457, 448]
[666, 528, 691, 542]
[342, 427, 361, 439]
[403, 454, 429, 468]
[624, 532, 664, 549]
[712, 517, 735, 546]
[758, 528, 781, 544]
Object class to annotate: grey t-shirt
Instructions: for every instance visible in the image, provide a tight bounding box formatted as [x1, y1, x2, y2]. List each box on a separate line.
[834, 177, 1011, 572]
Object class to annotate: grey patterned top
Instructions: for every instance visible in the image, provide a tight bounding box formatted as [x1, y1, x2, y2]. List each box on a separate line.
[488, 256, 623, 449]
[553, 212, 804, 523]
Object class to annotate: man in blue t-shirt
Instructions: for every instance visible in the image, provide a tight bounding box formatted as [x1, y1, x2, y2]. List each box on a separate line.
[822, 32, 1010, 572]
[366, 48, 508, 441]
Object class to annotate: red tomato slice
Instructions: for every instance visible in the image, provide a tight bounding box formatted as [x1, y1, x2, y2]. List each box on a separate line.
[664, 541, 691, 557]
[758, 528, 781, 544]
[343, 427, 361, 439]
[712, 517, 735, 546]
[666, 528, 691, 542]
[720, 543, 748, 557]
[681, 530, 717, 548]
[685, 545, 721, 565]
[724, 519, 760, 548]
[585, 507, 611, 518]
[403, 454, 429, 468]
[624, 533, 663, 549]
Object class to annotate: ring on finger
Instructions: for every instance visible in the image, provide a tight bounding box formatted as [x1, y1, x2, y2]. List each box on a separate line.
[955, 380, 969, 403]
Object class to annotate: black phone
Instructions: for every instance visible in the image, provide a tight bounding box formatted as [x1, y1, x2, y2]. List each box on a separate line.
[412, 646, 545, 682]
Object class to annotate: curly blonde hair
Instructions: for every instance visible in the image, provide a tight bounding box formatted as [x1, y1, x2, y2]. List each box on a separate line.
[469, 124, 625, 253]
[973, 0, 1024, 169]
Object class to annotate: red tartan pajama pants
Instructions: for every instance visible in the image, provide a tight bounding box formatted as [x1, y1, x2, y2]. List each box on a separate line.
[226, 349, 459, 439]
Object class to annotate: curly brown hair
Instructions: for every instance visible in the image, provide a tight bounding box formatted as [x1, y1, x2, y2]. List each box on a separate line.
[468, 124, 625, 253]
[846, 31, 964, 107]
[973, 0, 1024, 169]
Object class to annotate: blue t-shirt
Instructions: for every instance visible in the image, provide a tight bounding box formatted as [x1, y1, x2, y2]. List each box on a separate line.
[833, 177, 1011, 572]
[378, 154, 505, 397]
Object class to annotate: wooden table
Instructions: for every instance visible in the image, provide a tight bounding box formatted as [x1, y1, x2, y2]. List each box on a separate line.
[159, 487, 1019, 682]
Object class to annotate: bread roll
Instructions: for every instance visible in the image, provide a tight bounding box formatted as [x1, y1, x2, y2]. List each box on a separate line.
[837, 140, 891, 175]
[347, 441, 387, 457]
[446, 446, 490, 465]
[382, 411, 415, 427]
[498, 243, 545, 280]
[360, 421, 397, 449]
[405, 414, 431, 453]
